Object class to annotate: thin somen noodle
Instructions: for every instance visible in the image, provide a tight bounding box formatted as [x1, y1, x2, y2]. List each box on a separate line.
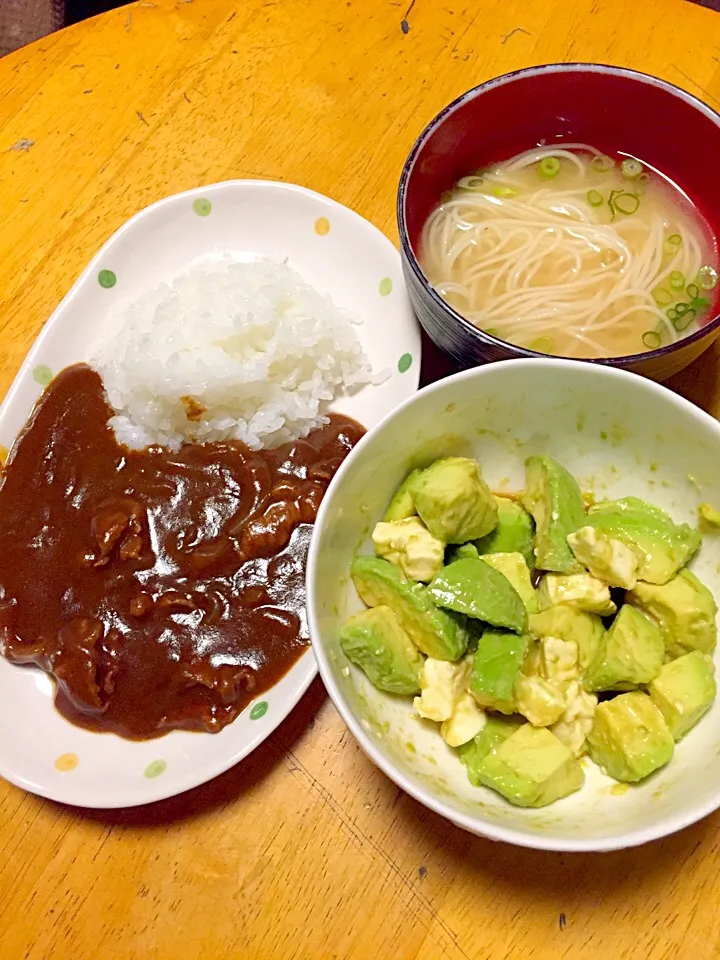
[420, 145, 718, 358]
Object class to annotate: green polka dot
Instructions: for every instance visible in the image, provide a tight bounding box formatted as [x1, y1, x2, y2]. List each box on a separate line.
[144, 759, 167, 779]
[193, 198, 212, 217]
[398, 353, 412, 374]
[250, 701, 268, 720]
[33, 365, 53, 386]
[98, 269, 117, 289]
[379, 277, 393, 296]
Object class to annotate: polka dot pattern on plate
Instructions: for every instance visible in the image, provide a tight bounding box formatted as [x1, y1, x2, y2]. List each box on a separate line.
[314, 216, 330, 236]
[398, 353, 413, 373]
[33, 365, 53, 386]
[193, 198, 212, 217]
[98, 269, 117, 289]
[250, 701, 269, 720]
[379, 277, 393, 296]
[144, 759, 167, 779]
[54, 753, 79, 772]
[0, 445, 8, 466]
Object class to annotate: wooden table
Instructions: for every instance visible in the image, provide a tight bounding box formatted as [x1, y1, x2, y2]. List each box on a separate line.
[1, 1, 720, 957]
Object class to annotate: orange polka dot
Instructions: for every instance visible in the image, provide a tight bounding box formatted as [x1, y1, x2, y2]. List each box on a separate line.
[314, 216, 330, 236]
[54, 753, 79, 772]
[0, 446, 7, 467]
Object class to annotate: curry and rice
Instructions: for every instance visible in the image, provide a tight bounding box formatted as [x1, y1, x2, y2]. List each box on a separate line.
[0, 260, 368, 739]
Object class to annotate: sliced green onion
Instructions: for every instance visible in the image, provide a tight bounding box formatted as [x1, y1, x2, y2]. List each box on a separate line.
[667, 307, 679, 322]
[484, 327, 499, 337]
[669, 271, 685, 291]
[538, 157, 561, 180]
[664, 233, 682, 255]
[491, 185, 518, 199]
[530, 336, 554, 353]
[621, 158, 643, 180]
[698, 265, 718, 290]
[652, 286, 673, 306]
[457, 175, 485, 190]
[587, 189, 603, 207]
[675, 302, 689, 317]
[642, 330, 662, 349]
[613, 192, 640, 216]
[686, 283, 699, 300]
[674, 307, 697, 332]
[591, 154, 614, 173]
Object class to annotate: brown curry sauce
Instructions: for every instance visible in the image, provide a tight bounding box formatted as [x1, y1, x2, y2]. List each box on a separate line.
[0, 365, 364, 739]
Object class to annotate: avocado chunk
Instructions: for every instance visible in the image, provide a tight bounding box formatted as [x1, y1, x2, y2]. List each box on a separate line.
[529, 606, 605, 673]
[587, 691, 674, 782]
[567, 525, 638, 589]
[479, 552, 538, 614]
[458, 716, 524, 786]
[339, 606, 424, 695]
[627, 569, 718, 659]
[476, 725, 585, 807]
[584, 605, 664, 692]
[414, 656, 470, 721]
[372, 517, 445, 583]
[351, 556, 468, 661]
[428, 558, 528, 633]
[699, 501, 720, 530]
[475, 496, 535, 568]
[522, 455, 586, 573]
[383, 468, 422, 522]
[537, 572, 616, 616]
[447, 542, 480, 563]
[648, 651, 717, 740]
[469, 630, 530, 713]
[587, 497, 701, 585]
[412, 457, 498, 544]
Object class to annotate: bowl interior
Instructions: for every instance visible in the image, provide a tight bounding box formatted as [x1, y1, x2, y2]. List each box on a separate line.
[309, 360, 720, 851]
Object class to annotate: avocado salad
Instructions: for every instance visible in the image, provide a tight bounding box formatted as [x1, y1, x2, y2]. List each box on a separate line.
[340, 455, 718, 808]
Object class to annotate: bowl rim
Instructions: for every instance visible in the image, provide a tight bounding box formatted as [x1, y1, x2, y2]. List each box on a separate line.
[307, 357, 720, 852]
[396, 61, 720, 368]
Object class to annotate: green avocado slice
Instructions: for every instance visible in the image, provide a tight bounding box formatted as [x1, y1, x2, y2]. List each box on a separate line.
[428, 558, 528, 633]
[351, 556, 468, 661]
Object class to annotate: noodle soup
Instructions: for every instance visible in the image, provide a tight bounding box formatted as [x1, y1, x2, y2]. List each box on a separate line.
[420, 145, 719, 359]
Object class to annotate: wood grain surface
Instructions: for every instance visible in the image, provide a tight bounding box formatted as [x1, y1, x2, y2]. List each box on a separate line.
[1, 1, 720, 958]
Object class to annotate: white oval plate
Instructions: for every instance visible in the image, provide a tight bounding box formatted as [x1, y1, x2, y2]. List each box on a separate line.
[0, 180, 421, 807]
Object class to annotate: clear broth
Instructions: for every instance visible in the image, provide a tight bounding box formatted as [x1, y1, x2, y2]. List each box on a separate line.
[420, 146, 718, 359]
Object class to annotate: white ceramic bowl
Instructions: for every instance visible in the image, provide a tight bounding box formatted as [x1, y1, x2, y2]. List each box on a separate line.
[307, 359, 720, 851]
[0, 180, 420, 808]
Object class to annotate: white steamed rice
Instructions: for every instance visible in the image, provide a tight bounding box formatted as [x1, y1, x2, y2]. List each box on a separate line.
[91, 258, 380, 450]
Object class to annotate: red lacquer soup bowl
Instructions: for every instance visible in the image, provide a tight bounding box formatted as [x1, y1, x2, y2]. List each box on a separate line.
[397, 63, 720, 381]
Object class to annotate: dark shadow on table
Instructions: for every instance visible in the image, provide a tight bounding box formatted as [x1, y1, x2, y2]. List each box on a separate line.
[59, 676, 329, 828]
[65, 0, 129, 24]
[419, 329, 456, 387]
[667, 337, 720, 417]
